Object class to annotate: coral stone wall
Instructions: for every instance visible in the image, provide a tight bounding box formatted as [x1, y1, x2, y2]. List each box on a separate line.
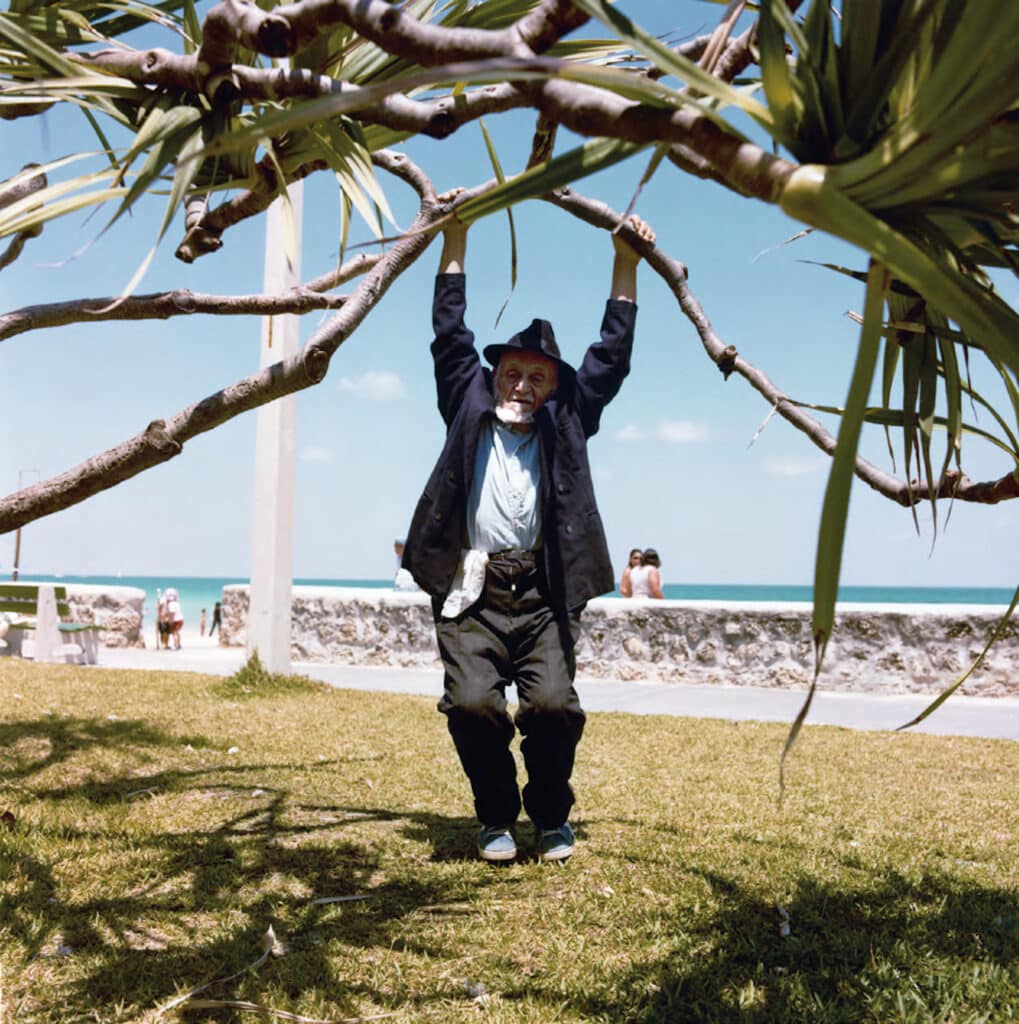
[66, 584, 147, 648]
[219, 586, 1017, 697]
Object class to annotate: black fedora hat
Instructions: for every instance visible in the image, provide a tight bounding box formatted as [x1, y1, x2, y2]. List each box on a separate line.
[483, 318, 575, 384]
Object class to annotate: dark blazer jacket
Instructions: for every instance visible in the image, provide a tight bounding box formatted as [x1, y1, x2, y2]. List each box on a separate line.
[403, 273, 637, 613]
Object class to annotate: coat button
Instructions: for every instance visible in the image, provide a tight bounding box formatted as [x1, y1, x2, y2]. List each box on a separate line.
[448, 471, 456, 482]
[434, 511, 442, 522]
[557, 483, 566, 494]
[565, 524, 573, 535]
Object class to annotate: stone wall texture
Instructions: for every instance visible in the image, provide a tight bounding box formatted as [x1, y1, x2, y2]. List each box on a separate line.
[65, 584, 146, 648]
[220, 586, 1018, 697]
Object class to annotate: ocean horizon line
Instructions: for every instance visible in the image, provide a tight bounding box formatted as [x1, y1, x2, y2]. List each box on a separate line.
[17, 572, 1014, 594]
[16, 572, 1016, 628]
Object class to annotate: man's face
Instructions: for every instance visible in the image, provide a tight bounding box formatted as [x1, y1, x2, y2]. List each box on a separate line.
[494, 352, 558, 423]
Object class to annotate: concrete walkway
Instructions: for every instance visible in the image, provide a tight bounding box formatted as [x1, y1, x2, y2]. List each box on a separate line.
[96, 638, 1019, 742]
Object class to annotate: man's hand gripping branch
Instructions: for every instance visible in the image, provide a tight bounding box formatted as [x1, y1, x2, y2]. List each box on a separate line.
[436, 187, 468, 274]
[611, 215, 655, 303]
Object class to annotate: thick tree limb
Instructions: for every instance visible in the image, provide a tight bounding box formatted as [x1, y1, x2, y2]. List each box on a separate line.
[72, 0, 584, 100]
[273, 0, 586, 64]
[0, 254, 381, 342]
[72, 50, 528, 136]
[530, 77, 794, 202]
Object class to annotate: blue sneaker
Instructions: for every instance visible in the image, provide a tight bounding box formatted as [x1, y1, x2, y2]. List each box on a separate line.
[538, 822, 575, 862]
[477, 825, 517, 862]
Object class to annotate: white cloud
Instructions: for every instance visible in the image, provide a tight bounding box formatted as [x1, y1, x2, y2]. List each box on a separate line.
[765, 455, 826, 477]
[337, 370, 407, 401]
[299, 446, 332, 463]
[615, 423, 646, 442]
[656, 420, 707, 444]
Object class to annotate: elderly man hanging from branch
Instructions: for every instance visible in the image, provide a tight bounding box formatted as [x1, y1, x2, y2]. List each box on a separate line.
[402, 194, 655, 863]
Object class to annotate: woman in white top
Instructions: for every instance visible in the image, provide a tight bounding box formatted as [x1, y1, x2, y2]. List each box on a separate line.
[619, 548, 643, 597]
[629, 548, 664, 599]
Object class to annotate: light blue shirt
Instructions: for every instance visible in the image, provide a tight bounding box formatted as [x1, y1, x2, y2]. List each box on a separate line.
[467, 418, 542, 552]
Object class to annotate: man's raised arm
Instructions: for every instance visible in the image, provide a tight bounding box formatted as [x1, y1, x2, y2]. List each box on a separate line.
[438, 217, 468, 274]
[431, 206, 480, 425]
[610, 215, 656, 302]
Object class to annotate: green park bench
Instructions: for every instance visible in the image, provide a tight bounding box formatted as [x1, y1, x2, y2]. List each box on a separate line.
[0, 582, 104, 664]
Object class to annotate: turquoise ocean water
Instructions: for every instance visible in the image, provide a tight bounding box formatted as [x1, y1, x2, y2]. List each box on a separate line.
[21, 574, 1015, 638]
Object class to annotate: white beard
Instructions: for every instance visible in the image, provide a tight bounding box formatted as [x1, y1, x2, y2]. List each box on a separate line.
[495, 404, 534, 426]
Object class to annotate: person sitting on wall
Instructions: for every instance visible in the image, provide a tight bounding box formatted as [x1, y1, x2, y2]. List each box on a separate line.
[401, 198, 655, 863]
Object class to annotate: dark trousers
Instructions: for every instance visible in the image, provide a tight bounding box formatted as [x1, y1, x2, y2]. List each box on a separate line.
[434, 551, 585, 830]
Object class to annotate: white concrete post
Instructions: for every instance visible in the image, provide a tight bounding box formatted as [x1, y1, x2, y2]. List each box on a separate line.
[247, 180, 303, 673]
[33, 584, 59, 663]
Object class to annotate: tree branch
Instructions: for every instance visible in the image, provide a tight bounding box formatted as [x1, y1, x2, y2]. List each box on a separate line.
[0, 228, 42, 272]
[0, 153, 445, 534]
[72, 0, 586, 101]
[0, 164, 47, 271]
[176, 148, 429, 262]
[273, 0, 586, 63]
[166, 63, 792, 261]
[0, 254, 381, 342]
[541, 187, 1018, 508]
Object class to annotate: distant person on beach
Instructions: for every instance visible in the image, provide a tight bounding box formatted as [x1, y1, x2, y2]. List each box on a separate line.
[393, 539, 420, 591]
[402, 202, 655, 864]
[619, 548, 643, 598]
[209, 601, 222, 637]
[200, 608, 207, 636]
[165, 587, 184, 649]
[630, 548, 664, 599]
[156, 590, 171, 649]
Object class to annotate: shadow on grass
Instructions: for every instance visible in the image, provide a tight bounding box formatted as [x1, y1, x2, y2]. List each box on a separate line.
[564, 866, 1018, 1023]
[0, 714, 202, 785]
[0, 711, 504, 1019]
[5, 712, 1016, 1022]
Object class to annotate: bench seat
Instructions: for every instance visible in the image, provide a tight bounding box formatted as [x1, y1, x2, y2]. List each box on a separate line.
[0, 583, 105, 665]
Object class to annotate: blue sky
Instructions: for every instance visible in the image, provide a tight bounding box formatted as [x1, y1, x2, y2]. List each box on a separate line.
[1, 1, 1016, 588]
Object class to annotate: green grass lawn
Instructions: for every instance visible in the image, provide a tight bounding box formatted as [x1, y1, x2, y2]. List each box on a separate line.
[1, 658, 1017, 1023]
